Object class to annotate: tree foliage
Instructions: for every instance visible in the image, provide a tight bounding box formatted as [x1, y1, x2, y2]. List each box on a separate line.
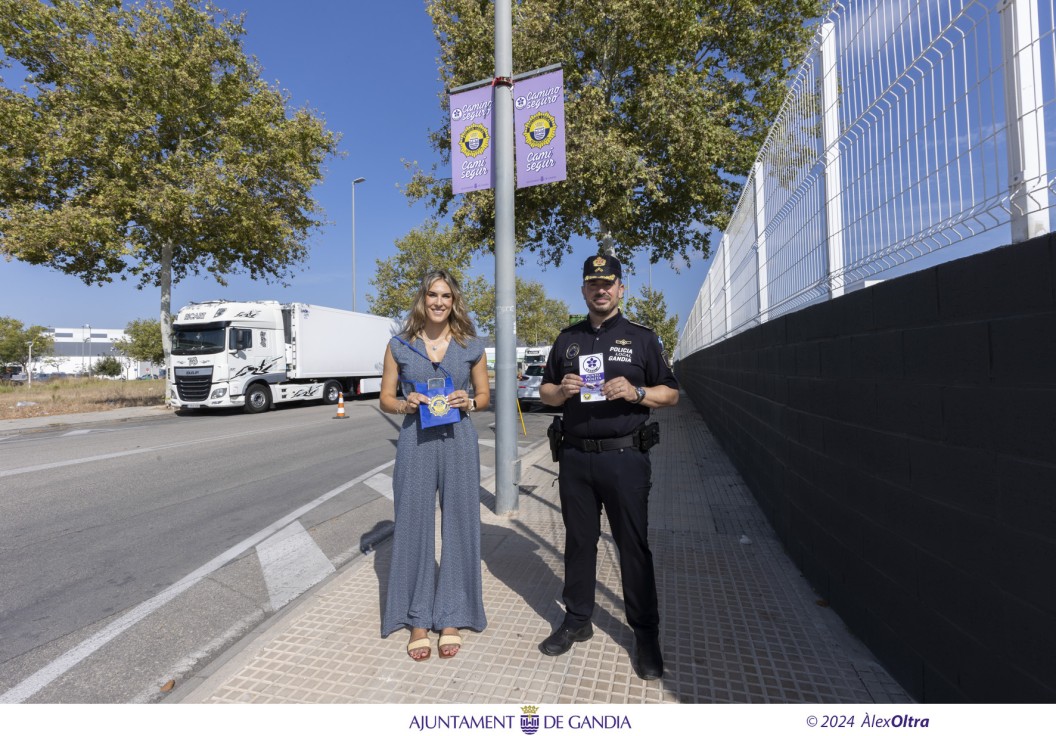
[369, 219, 568, 340]
[113, 317, 165, 367]
[367, 219, 491, 322]
[0, 316, 54, 370]
[0, 0, 340, 370]
[93, 354, 124, 377]
[407, 0, 823, 270]
[625, 286, 678, 362]
[474, 279, 568, 345]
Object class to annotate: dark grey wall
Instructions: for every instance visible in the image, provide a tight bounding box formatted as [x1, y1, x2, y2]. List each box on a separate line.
[675, 232, 1056, 703]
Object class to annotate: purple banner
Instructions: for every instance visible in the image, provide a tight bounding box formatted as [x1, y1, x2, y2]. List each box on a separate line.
[514, 69, 567, 189]
[450, 84, 494, 194]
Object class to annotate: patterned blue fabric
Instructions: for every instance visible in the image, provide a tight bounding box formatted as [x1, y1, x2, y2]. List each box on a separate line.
[381, 335, 487, 636]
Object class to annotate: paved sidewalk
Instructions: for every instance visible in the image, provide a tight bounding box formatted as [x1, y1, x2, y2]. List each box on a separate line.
[173, 396, 912, 704]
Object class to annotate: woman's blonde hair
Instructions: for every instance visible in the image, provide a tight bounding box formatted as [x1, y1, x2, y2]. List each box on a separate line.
[402, 269, 477, 346]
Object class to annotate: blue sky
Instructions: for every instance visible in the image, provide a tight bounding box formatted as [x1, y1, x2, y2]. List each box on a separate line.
[0, 0, 708, 336]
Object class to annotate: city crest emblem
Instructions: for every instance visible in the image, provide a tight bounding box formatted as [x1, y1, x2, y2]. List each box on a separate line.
[459, 123, 490, 157]
[522, 111, 557, 149]
[520, 705, 540, 735]
[427, 394, 451, 417]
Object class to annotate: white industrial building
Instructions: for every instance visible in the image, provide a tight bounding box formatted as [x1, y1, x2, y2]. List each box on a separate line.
[33, 326, 160, 379]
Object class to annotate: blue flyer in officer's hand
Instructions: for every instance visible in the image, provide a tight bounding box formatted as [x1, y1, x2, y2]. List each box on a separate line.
[578, 353, 606, 402]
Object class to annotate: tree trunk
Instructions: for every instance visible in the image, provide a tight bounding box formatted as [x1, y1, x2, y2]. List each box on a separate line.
[598, 222, 616, 256]
[160, 239, 174, 406]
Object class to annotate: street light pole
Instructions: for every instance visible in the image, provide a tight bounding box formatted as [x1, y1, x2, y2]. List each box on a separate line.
[86, 324, 92, 377]
[82, 324, 90, 376]
[352, 177, 366, 312]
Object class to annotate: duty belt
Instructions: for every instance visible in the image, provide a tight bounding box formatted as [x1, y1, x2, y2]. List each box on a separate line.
[563, 433, 637, 452]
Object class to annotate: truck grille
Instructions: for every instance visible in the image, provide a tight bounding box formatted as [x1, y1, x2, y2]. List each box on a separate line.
[174, 366, 214, 402]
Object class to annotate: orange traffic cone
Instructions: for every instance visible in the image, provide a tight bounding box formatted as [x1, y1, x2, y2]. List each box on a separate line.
[333, 391, 348, 419]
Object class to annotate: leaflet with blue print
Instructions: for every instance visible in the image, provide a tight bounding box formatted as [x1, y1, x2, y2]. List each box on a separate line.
[578, 353, 606, 402]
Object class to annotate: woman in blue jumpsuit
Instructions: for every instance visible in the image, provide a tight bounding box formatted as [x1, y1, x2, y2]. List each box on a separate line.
[378, 269, 490, 661]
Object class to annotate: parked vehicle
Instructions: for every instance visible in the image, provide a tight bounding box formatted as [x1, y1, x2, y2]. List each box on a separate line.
[1, 371, 28, 385]
[522, 345, 551, 367]
[168, 300, 399, 414]
[517, 363, 545, 406]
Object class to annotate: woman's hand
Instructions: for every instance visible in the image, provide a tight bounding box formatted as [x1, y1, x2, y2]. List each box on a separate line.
[402, 392, 425, 413]
[446, 390, 472, 411]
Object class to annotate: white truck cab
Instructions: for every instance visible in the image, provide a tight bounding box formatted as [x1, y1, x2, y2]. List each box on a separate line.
[169, 300, 398, 413]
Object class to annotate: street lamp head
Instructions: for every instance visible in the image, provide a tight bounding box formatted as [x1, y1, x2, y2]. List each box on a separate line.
[353, 177, 366, 184]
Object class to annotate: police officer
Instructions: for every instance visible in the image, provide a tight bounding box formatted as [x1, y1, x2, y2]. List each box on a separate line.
[537, 253, 679, 680]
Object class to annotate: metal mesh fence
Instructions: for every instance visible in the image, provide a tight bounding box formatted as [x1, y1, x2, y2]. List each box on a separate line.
[677, 0, 1054, 359]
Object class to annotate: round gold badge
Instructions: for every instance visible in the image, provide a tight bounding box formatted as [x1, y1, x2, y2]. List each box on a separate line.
[460, 124, 490, 158]
[427, 394, 451, 417]
[522, 112, 556, 149]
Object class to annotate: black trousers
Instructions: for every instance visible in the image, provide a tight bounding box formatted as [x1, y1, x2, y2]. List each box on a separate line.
[557, 444, 659, 636]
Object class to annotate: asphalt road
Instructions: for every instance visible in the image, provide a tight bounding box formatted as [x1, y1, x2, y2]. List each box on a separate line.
[0, 397, 554, 703]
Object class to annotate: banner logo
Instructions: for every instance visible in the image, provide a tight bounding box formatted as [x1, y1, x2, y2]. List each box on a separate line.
[523, 112, 556, 148]
[460, 124, 490, 157]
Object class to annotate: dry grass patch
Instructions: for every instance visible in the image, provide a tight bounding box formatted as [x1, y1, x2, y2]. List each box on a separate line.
[0, 377, 167, 420]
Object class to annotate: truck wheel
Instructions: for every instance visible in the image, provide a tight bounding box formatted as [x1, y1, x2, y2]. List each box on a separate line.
[244, 384, 272, 414]
[321, 380, 343, 405]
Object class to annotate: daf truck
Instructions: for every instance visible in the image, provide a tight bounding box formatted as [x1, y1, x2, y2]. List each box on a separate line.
[168, 300, 399, 413]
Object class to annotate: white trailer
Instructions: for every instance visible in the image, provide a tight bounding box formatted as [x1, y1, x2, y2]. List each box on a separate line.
[168, 300, 399, 413]
[523, 345, 551, 366]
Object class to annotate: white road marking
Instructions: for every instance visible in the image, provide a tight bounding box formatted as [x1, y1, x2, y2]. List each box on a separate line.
[0, 422, 323, 478]
[478, 438, 496, 448]
[61, 430, 92, 436]
[364, 473, 393, 500]
[256, 521, 336, 611]
[0, 457, 394, 704]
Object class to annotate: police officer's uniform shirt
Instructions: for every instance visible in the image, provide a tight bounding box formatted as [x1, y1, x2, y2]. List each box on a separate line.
[543, 311, 678, 440]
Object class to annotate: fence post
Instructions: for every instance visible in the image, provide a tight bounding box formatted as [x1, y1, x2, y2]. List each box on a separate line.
[721, 234, 733, 339]
[819, 20, 845, 298]
[1000, 0, 1051, 243]
[753, 163, 771, 323]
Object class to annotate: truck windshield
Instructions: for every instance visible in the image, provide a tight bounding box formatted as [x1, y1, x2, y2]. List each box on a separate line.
[172, 323, 227, 355]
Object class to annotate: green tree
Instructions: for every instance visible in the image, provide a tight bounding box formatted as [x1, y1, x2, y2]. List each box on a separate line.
[113, 317, 165, 367]
[0, 0, 340, 381]
[625, 286, 678, 363]
[474, 279, 569, 345]
[0, 316, 54, 372]
[370, 220, 569, 341]
[367, 219, 492, 324]
[93, 354, 124, 378]
[407, 0, 822, 270]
